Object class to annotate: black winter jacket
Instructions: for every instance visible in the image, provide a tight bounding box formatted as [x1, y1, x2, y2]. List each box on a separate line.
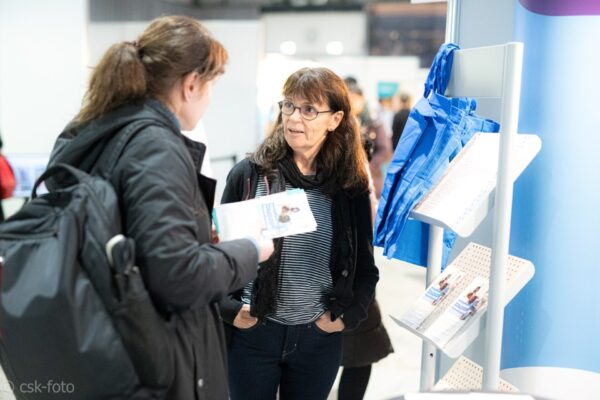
[48, 99, 258, 400]
[219, 159, 379, 332]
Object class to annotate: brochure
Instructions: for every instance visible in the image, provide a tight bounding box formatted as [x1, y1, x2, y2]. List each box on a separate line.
[214, 189, 317, 241]
[424, 277, 489, 347]
[399, 266, 466, 330]
[397, 268, 490, 348]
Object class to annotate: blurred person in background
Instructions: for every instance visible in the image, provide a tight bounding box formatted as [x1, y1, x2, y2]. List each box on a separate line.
[0, 130, 16, 221]
[338, 79, 394, 400]
[220, 67, 379, 400]
[392, 92, 413, 150]
[0, 131, 4, 221]
[346, 80, 393, 199]
[375, 81, 399, 138]
[377, 96, 395, 139]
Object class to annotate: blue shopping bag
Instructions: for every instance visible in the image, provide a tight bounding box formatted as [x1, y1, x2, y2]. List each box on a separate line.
[374, 43, 500, 268]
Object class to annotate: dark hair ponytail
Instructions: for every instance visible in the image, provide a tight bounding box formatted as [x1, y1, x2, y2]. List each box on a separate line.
[76, 15, 228, 124]
[76, 42, 146, 123]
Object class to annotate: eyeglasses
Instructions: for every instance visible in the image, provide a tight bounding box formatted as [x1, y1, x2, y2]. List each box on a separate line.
[278, 100, 333, 121]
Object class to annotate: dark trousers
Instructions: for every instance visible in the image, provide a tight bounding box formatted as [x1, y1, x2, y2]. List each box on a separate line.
[228, 319, 343, 400]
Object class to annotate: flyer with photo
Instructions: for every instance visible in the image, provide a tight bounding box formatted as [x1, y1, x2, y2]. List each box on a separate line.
[423, 277, 489, 347]
[399, 266, 466, 330]
[214, 189, 317, 241]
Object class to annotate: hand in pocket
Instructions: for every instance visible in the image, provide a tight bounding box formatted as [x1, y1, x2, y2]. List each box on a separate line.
[315, 311, 345, 333]
[233, 304, 258, 330]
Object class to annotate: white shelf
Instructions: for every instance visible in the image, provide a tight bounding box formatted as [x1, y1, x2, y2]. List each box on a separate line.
[410, 133, 541, 237]
[433, 356, 519, 392]
[390, 242, 534, 358]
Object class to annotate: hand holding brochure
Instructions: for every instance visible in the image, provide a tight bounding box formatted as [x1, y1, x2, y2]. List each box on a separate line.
[214, 189, 317, 241]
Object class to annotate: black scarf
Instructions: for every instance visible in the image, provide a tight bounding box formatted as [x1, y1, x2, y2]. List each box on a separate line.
[251, 156, 353, 319]
[278, 156, 336, 194]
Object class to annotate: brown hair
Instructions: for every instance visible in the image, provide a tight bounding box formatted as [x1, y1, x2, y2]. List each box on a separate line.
[76, 15, 228, 123]
[251, 67, 369, 192]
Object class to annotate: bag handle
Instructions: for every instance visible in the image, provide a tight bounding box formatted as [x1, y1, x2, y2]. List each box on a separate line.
[31, 163, 89, 198]
[105, 234, 136, 273]
[424, 43, 460, 98]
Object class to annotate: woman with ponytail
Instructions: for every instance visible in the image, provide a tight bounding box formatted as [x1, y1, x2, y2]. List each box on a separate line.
[48, 15, 273, 399]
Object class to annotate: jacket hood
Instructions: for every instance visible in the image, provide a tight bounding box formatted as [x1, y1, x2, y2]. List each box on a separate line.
[49, 99, 180, 173]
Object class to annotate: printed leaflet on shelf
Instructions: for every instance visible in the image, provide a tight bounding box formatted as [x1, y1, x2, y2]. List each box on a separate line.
[397, 268, 490, 348]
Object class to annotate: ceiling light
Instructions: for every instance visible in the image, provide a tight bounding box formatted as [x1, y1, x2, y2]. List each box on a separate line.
[280, 41, 297, 56]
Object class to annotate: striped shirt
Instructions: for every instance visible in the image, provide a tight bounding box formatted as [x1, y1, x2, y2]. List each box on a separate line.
[241, 176, 333, 324]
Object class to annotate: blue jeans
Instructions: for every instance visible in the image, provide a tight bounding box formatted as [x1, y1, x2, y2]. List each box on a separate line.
[228, 319, 343, 400]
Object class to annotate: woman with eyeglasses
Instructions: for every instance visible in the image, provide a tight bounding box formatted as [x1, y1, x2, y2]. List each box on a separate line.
[220, 67, 379, 400]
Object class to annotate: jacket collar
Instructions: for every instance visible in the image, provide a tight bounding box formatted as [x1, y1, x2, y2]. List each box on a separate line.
[146, 98, 181, 132]
[181, 135, 207, 174]
[146, 99, 208, 174]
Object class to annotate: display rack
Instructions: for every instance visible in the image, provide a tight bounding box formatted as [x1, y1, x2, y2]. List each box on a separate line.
[410, 134, 541, 238]
[390, 41, 540, 392]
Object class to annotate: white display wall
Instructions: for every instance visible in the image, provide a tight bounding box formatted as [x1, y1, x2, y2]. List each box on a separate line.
[0, 0, 87, 153]
[0, 0, 88, 215]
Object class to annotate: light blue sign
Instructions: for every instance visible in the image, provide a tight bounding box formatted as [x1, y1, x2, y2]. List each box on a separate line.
[503, 0, 600, 374]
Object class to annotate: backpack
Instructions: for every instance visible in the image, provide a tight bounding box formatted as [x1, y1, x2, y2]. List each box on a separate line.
[0, 122, 174, 399]
[0, 154, 16, 199]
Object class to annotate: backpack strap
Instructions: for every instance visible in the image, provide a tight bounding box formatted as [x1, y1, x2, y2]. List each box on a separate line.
[31, 163, 89, 198]
[92, 118, 159, 179]
[39, 119, 161, 197]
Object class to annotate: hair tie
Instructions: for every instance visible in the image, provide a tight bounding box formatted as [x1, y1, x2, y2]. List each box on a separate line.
[127, 41, 141, 50]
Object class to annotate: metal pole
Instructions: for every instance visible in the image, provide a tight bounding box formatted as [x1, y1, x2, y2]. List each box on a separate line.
[482, 43, 524, 391]
[446, 0, 461, 44]
[419, 0, 461, 391]
[419, 224, 444, 391]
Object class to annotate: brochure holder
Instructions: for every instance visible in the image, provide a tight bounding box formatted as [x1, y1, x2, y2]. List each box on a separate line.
[390, 41, 539, 392]
[410, 133, 541, 238]
[391, 242, 534, 358]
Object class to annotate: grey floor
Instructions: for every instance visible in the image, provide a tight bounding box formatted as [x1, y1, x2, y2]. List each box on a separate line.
[0, 248, 426, 400]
